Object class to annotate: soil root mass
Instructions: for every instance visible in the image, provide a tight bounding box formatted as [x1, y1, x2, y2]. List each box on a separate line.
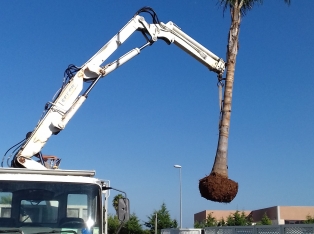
[199, 172, 238, 203]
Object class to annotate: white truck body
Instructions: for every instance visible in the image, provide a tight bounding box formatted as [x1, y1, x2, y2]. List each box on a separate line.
[0, 168, 108, 234]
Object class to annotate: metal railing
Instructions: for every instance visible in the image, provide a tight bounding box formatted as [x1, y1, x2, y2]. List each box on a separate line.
[161, 228, 202, 234]
[204, 224, 314, 234]
[162, 225, 314, 234]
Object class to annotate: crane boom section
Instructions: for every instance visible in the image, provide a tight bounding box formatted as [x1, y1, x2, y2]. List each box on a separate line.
[14, 14, 225, 169]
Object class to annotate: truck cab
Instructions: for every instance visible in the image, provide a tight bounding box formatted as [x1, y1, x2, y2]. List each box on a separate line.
[0, 168, 106, 234]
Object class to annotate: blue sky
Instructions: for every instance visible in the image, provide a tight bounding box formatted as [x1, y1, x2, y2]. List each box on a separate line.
[1, 0, 314, 228]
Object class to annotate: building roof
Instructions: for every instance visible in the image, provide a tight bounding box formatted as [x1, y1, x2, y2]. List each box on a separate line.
[194, 206, 314, 224]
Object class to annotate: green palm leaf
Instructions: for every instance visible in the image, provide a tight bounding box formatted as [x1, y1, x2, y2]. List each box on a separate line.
[217, 0, 290, 15]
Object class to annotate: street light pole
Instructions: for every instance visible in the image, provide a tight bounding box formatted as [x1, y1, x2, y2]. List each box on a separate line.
[174, 164, 182, 229]
[155, 212, 157, 234]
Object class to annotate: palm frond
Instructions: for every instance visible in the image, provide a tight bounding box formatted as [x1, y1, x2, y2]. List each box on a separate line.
[216, 0, 290, 16]
[284, 0, 291, 5]
[216, 0, 263, 15]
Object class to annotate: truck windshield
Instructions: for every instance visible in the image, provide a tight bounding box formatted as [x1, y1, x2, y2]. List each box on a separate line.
[0, 181, 101, 234]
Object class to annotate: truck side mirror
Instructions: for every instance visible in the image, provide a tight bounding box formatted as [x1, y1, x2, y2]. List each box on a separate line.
[118, 198, 130, 222]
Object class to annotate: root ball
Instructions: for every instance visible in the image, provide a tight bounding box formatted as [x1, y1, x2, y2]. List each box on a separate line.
[199, 172, 238, 203]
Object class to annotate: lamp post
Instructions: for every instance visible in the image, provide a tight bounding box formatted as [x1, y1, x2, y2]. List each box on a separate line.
[174, 164, 182, 228]
[155, 212, 157, 234]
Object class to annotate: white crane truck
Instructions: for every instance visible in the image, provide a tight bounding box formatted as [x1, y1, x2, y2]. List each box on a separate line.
[0, 7, 225, 234]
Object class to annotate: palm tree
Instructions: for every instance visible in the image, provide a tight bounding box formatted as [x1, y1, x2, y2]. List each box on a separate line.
[112, 194, 124, 215]
[199, 0, 291, 203]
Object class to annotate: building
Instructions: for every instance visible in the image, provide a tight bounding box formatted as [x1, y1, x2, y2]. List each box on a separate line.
[194, 210, 251, 224]
[251, 206, 314, 224]
[194, 206, 314, 225]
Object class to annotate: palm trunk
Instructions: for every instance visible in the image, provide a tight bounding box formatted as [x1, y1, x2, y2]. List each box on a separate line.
[199, 4, 241, 203]
[212, 6, 241, 177]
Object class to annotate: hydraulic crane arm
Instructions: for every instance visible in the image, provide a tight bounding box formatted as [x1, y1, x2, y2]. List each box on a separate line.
[11, 8, 225, 169]
[143, 20, 225, 74]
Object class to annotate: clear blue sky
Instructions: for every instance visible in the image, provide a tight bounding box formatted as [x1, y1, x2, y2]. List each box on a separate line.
[0, 0, 313, 228]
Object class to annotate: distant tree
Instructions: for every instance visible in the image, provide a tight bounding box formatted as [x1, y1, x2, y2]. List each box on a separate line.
[217, 217, 227, 226]
[256, 213, 272, 225]
[204, 212, 217, 227]
[107, 214, 120, 234]
[226, 211, 251, 226]
[112, 194, 124, 215]
[107, 213, 144, 234]
[303, 214, 314, 224]
[194, 212, 218, 228]
[120, 213, 144, 234]
[144, 203, 177, 234]
[194, 221, 204, 228]
[0, 195, 12, 204]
